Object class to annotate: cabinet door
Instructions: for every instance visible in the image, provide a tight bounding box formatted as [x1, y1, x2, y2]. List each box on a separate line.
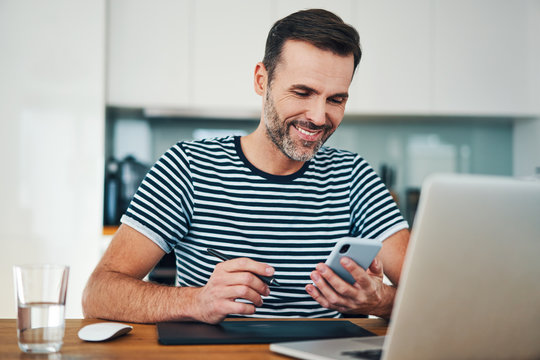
[527, 0, 540, 115]
[190, 0, 274, 114]
[348, 0, 432, 115]
[107, 0, 191, 108]
[431, 0, 530, 115]
[275, 0, 354, 24]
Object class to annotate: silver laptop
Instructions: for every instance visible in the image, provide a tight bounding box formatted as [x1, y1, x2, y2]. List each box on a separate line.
[271, 174, 540, 360]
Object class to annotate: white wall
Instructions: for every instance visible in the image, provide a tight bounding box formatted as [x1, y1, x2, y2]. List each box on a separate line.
[0, 0, 106, 318]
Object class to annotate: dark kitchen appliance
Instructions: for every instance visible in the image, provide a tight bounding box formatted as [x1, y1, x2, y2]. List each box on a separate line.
[103, 155, 150, 226]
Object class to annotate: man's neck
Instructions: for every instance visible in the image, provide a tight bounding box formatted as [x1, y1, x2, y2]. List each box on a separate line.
[240, 127, 306, 176]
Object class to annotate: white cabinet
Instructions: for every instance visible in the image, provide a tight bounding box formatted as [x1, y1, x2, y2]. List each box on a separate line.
[107, 0, 273, 114]
[348, 1, 432, 115]
[431, 0, 531, 115]
[106, 0, 537, 117]
[275, 0, 354, 24]
[190, 0, 273, 113]
[513, 1, 540, 178]
[349, 0, 533, 116]
[107, 0, 191, 108]
[527, 0, 540, 115]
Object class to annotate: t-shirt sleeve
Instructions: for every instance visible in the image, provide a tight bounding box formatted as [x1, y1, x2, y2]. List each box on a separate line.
[349, 155, 408, 241]
[120, 143, 194, 253]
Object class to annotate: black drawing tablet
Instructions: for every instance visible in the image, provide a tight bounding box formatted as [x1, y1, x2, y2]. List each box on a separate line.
[157, 320, 375, 345]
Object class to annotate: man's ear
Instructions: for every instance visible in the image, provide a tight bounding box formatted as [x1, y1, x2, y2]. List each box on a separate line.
[254, 62, 267, 96]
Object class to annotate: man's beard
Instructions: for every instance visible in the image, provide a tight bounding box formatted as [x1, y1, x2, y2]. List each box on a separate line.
[263, 89, 334, 162]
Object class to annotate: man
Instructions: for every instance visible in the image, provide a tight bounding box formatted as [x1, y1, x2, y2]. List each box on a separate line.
[83, 9, 409, 324]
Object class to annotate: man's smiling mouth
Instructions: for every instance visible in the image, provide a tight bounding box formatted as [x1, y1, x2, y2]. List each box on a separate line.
[294, 124, 319, 136]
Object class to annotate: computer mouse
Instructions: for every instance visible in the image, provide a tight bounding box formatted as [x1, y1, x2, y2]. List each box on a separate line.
[78, 322, 133, 342]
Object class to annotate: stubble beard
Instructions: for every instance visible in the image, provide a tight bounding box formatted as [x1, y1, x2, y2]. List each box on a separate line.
[263, 89, 334, 162]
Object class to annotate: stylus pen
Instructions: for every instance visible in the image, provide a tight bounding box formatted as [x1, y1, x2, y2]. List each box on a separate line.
[207, 248, 281, 287]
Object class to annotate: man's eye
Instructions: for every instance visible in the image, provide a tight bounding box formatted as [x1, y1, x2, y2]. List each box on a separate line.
[294, 91, 309, 97]
[329, 97, 345, 104]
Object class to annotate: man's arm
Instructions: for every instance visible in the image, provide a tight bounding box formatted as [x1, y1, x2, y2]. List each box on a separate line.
[82, 224, 274, 324]
[305, 228, 409, 319]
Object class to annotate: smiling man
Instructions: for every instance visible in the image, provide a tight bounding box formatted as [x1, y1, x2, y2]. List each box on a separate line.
[83, 9, 409, 324]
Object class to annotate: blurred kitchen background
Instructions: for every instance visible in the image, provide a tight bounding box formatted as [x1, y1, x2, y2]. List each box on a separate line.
[1, 0, 539, 318]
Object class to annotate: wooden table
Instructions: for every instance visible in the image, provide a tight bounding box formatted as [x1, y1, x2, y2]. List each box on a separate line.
[0, 318, 388, 359]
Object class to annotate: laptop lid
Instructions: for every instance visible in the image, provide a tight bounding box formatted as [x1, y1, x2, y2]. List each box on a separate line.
[384, 174, 540, 360]
[271, 174, 540, 360]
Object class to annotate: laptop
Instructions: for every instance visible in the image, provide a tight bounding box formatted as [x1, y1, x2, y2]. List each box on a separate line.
[271, 174, 540, 360]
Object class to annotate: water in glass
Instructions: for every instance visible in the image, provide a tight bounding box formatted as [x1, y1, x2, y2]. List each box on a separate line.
[17, 302, 65, 353]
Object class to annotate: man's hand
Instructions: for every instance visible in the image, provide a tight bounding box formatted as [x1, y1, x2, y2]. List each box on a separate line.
[192, 257, 274, 324]
[83, 224, 277, 324]
[305, 257, 396, 319]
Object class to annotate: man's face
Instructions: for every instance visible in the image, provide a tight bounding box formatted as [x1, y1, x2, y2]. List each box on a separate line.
[262, 40, 355, 162]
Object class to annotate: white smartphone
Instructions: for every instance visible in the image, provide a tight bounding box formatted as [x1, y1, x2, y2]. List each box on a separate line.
[324, 237, 382, 284]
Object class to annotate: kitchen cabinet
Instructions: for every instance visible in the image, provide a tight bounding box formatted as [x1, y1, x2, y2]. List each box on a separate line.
[275, 0, 354, 24]
[106, 0, 537, 117]
[513, 1, 540, 178]
[348, 0, 432, 114]
[349, 0, 534, 116]
[431, 0, 531, 116]
[107, 0, 191, 108]
[107, 0, 273, 114]
[189, 0, 274, 113]
[531, 0, 540, 115]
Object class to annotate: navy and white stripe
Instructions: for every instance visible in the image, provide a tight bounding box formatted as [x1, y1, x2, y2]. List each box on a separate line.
[122, 136, 408, 318]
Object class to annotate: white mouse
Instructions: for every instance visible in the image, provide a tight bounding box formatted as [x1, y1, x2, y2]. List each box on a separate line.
[78, 322, 133, 342]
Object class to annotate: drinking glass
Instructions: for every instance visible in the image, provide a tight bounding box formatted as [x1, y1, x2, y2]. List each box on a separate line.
[13, 264, 69, 353]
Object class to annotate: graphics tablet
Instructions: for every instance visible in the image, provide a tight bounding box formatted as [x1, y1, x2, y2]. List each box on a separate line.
[157, 320, 375, 345]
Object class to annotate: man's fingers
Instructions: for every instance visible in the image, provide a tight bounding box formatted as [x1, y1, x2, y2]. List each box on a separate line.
[218, 257, 275, 278]
[315, 263, 354, 296]
[366, 257, 383, 276]
[307, 276, 353, 311]
[338, 256, 382, 288]
[197, 255, 276, 323]
[310, 268, 350, 308]
[305, 284, 331, 309]
[306, 258, 386, 313]
[213, 269, 269, 295]
[224, 285, 265, 307]
[227, 301, 257, 316]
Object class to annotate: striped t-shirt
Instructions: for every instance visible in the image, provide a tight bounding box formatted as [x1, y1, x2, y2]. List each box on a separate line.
[121, 136, 408, 318]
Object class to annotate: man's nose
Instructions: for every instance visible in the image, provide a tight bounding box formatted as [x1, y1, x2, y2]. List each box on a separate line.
[305, 98, 327, 126]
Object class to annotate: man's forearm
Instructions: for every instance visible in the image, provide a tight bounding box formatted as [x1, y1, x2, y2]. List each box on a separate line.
[82, 270, 199, 323]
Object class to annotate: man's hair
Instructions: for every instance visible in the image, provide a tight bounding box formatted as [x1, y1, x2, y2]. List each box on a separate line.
[262, 9, 361, 84]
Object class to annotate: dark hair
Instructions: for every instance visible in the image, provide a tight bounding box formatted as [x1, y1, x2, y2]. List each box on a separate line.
[262, 9, 361, 84]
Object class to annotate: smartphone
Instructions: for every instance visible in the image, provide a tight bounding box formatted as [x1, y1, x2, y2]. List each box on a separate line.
[324, 237, 382, 284]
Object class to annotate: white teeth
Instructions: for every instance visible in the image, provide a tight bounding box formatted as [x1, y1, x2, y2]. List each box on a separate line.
[296, 126, 317, 136]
